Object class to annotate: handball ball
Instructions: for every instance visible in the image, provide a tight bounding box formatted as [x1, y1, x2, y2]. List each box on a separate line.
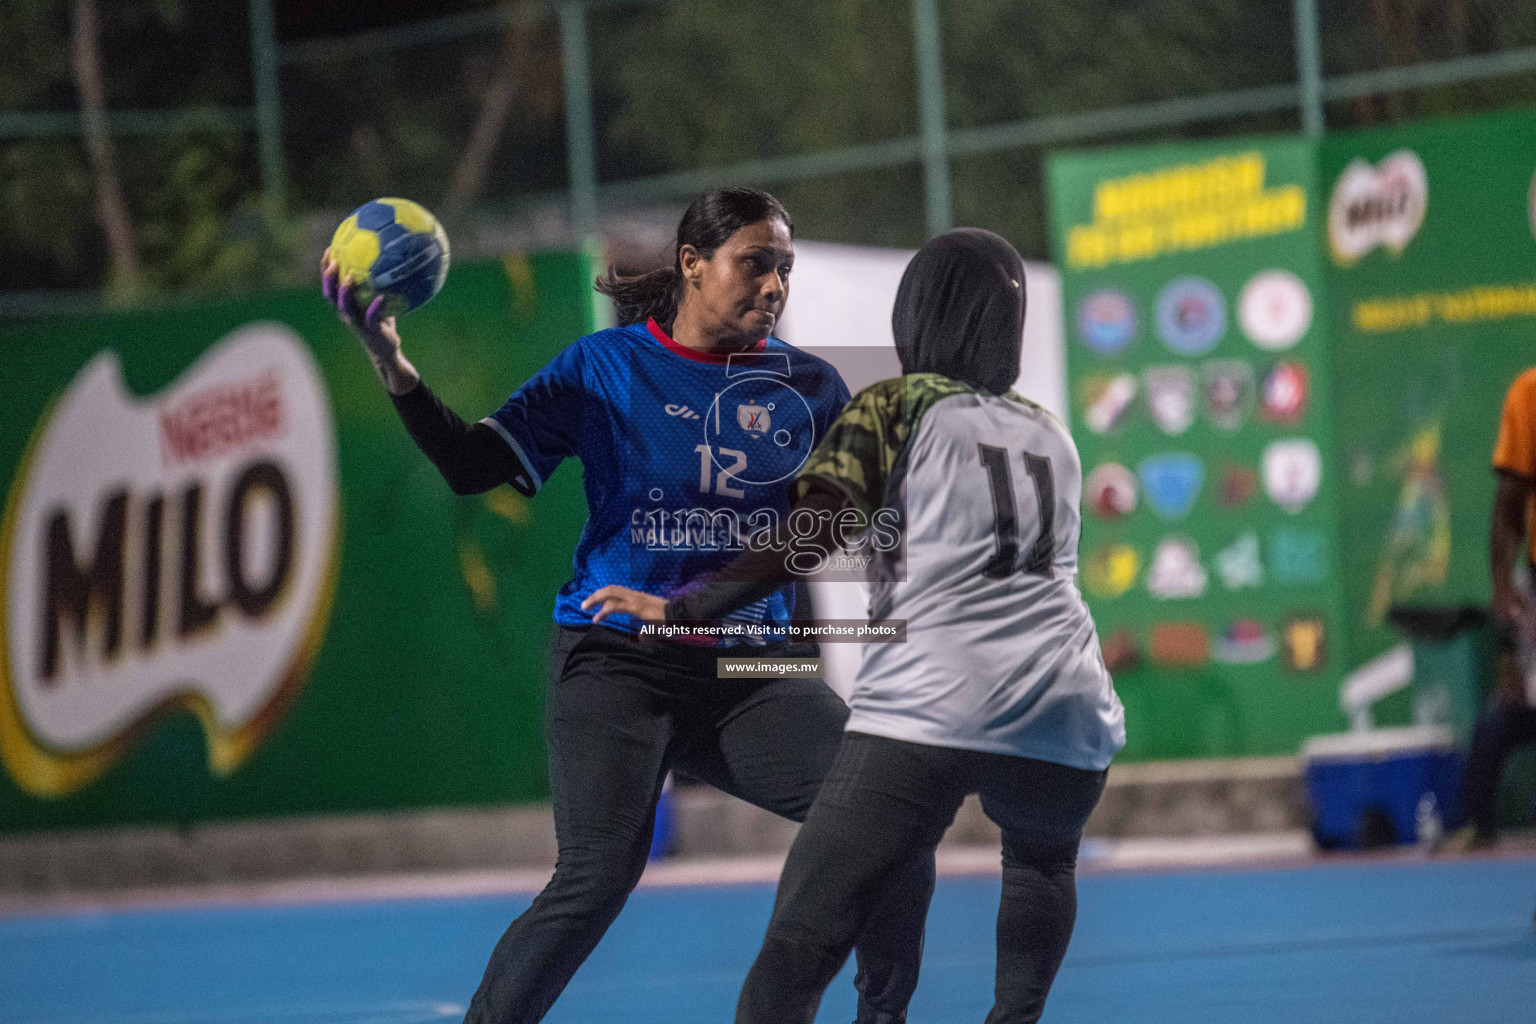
[329, 198, 450, 316]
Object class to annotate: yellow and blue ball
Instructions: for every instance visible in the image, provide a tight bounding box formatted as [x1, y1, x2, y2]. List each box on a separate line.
[329, 198, 450, 316]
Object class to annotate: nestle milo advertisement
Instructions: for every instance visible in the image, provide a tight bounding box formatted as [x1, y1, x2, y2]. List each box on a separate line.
[1322, 107, 1536, 674]
[1, 253, 593, 830]
[1048, 137, 1347, 760]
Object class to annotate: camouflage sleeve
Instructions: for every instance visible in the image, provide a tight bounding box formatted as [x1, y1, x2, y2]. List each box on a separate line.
[793, 378, 908, 517]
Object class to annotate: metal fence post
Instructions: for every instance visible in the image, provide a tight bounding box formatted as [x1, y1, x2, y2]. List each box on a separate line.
[249, 0, 286, 211]
[912, 0, 953, 236]
[560, 1, 599, 242]
[1292, 0, 1325, 139]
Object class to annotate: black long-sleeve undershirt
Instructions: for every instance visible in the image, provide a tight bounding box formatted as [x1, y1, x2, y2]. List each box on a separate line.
[665, 479, 851, 622]
[389, 380, 535, 496]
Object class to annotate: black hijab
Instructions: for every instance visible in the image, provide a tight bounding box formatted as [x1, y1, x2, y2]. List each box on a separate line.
[891, 227, 1026, 395]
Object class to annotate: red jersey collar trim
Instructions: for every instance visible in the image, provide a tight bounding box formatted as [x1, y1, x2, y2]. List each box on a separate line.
[645, 317, 768, 364]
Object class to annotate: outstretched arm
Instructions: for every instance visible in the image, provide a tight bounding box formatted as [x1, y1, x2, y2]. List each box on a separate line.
[1491, 470, 1532, 627]
[390, 385, 534, 496]
[584, 380, 900, 626]
[322, 248, 420, 395]
[582, 479, 850, 624]
[322, 250, 532, 496]
[1491, 470, 1533, 705]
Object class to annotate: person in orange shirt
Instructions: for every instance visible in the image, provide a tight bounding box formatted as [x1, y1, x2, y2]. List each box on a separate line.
[1451, 369, 1536, 852]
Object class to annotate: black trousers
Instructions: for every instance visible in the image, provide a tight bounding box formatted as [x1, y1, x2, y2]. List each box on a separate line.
[463, 627, 935, 1024]
[736, 732, 1107, 1024]
[1459, 699, 1536, 835]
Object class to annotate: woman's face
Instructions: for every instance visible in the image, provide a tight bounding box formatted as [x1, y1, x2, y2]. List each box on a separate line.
[679, 218, 794, 343]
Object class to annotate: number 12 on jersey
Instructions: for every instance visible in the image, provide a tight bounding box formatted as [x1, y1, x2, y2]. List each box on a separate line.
[977, 443, 1055, 579]
[695, 444, 747, 498]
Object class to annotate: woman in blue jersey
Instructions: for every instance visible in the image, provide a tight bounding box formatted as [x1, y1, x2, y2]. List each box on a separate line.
[322, 189, 932, 1024]
[587, 228, 1126, 1024]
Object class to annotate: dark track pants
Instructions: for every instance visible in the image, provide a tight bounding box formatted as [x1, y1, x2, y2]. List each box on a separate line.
[463, 627, 935, 1024]
[735, 732, 1106, 1024]
[1460, 699, 1536, 836]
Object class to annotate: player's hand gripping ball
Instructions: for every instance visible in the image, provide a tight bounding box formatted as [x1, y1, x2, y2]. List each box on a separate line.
[328, 198, 450, 316]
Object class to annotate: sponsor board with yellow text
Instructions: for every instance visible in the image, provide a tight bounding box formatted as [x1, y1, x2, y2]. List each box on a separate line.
[1051, 136, 1347, 761]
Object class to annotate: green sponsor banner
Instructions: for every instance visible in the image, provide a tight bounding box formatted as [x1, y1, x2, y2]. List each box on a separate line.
[1, 253, 593, 831]
[1048, 137, 1349, 760]
[1321, 107, 1536, 683]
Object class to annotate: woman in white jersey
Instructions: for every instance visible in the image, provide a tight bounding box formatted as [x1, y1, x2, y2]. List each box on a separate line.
[585, 227, 1126, 1024]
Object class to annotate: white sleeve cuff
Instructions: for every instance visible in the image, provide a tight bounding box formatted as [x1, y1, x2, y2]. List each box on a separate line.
[478, 416, 544, 493]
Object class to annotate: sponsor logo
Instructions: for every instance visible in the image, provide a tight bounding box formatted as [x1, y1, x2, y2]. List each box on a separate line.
[1238, 269, 1313, 350]
[1100, 627, 1140, 674]
[665, 403, 702, 420]
[1150, 622, 1211, 667]
[1269, 527, 1329, 585]
[1086, 463, 1138, 520]
[1147, 536, 1207, 599]
[1328, 150, 1428, 265]
[1079, 373, 1138, 434]
[736, 403, 771, 435]
[1076, 289, 1137, 354]
[1083, 543, 1140, 600]
[1155, 277, 1226, 355]
[1259, 361, 1309, 424]
[2, 325, 340, 798]
[1216, 531, 1265, 591]
[1139, 454, 1203, 520]
[1144, 365, 1195, 436]
[1202, 360, 1255, 431]
[704, 379, 816, 487]
[1216, 462, 1260, 508]
[1262, 439, 1322, 513]
[1281, 615, 1327, 672]
[1363, 422, 1450, 626]
[1213, 619, 1278, 665]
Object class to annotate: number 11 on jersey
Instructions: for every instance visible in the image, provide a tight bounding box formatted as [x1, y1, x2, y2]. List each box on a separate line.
[978, 443, 1055, 578]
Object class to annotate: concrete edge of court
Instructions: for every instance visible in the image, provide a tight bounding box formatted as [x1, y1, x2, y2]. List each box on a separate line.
[8, 832, 1536, 920]
[0, 761, 1314, 896]
[0, 756, 1312, 901]
[0, 831, 1316, 917]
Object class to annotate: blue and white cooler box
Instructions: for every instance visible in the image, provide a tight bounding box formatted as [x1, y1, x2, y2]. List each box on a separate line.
[1301, 726, 1462, 849]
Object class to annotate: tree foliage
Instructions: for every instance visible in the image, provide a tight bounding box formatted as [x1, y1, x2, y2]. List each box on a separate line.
[0, 0, 300, 297]
[4, 0, 1536, 298]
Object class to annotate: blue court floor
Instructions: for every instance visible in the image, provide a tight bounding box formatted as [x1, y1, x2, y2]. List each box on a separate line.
[4, 856, 1533, 1024]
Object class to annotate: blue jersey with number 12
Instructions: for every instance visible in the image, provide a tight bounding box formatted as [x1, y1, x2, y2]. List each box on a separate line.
[482, 317, 851, 636]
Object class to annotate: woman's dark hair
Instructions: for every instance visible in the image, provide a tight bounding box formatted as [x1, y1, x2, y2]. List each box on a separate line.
[596, 188, 793, 327]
